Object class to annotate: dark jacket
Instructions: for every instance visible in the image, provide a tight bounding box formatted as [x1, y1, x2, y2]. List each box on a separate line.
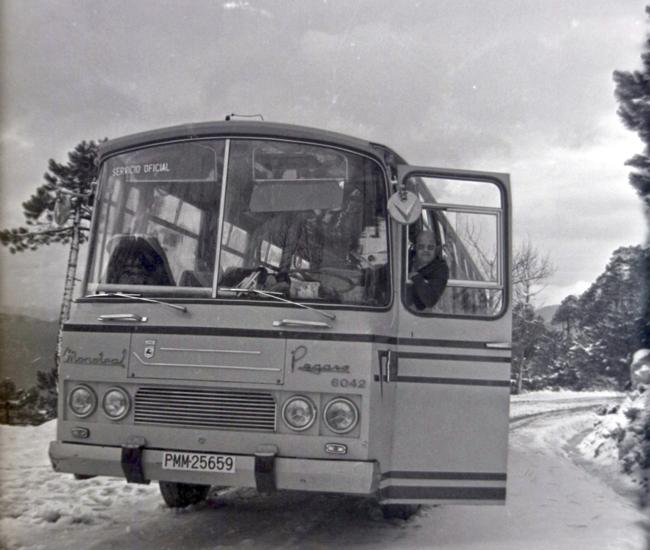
[409, 256, 449, 310]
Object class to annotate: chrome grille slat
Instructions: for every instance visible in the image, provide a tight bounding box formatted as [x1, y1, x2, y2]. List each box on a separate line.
[136, 410, 275, 420]
[137, 420, 271, 427]
[134, 419, 271, 429]
[136, 398, 274, 409]
[137, 419, 270, 428]
[137, 388, 268, 398]
[134, 386, 276, 432]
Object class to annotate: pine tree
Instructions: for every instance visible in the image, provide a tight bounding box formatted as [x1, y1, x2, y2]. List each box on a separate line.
[511, 302, 551, 392]
[510, 241, 556, 393]
[614, 9, 650, 206]
[552, 295, 580, 338]
[552, 247, 647, 389]
[0, 140, 102, 417]
[613, 6, 650, 347]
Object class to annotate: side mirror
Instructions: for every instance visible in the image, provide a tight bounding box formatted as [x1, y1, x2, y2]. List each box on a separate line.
[387, 190, 422, 225]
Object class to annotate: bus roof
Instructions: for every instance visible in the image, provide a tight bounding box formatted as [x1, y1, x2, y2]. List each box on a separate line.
[98, 120, 405, 166]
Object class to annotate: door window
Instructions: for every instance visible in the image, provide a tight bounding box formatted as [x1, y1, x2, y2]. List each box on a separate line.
[403, 176, 506, 317]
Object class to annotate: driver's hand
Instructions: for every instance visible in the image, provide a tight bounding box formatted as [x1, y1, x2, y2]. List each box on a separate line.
[269, 282, 290, 292]
[265, 275, 290, 295]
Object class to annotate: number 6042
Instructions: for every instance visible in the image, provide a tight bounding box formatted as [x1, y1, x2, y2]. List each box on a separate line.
[331, 378, 366, 389]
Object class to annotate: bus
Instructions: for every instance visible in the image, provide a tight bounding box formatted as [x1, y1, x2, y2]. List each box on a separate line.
[49, 120, 512, 518]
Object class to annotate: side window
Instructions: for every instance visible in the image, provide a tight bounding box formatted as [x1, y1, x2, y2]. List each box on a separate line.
[403, 176, 505, 317]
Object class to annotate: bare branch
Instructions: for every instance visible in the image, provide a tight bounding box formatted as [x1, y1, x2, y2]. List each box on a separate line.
[513, 239, 555, 304]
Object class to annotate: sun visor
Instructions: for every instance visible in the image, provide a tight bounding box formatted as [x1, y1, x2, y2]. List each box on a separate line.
[249, 179, 344, 212]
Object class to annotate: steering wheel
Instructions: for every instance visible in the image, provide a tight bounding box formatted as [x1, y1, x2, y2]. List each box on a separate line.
[288, 269, 357, 293]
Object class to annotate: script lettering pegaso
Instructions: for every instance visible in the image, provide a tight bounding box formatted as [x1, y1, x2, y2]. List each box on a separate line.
[62, 347, 127, 367]
[290, 345, 350, 375]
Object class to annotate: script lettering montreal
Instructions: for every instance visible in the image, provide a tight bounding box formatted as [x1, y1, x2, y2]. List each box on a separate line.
[62, 347, 127, 367]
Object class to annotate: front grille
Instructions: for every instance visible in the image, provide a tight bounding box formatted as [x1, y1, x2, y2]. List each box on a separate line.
[134, 386, 276, 432]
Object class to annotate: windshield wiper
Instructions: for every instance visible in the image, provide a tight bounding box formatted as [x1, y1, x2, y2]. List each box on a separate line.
[219, 287, 335, 321]
[85, 292, 188, 313]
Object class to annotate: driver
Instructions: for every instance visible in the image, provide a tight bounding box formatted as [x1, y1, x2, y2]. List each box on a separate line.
[407, 230, 449, 310]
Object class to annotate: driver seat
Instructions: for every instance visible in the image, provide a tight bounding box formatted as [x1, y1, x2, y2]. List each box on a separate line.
[104, 234, 175, 286]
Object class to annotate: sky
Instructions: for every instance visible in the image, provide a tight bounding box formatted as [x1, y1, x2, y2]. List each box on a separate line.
[1, 0, 648, 317]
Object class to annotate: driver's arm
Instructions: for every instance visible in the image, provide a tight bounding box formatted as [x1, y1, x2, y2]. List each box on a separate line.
[410, 260, 449, 309]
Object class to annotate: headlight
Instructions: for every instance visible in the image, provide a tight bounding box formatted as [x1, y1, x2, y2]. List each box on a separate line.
[323, 398, 359, 434]
[282, 395, 316, 431]
[68, 385, 97, 418]
[102, 387, 130, 420]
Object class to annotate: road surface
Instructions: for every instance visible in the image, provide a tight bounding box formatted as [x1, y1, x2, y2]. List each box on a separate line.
[1, 393, 646, 549]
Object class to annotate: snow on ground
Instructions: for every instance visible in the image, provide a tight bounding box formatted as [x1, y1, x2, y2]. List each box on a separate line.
[0, 421, 162, 548]
[509, 389, 624, 418]
[0, 391, 647, 549]
[577, 388, 649, 505]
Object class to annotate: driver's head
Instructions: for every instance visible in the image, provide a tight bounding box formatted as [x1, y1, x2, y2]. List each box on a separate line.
[415, 230, 438, 265]
[118, 259, 148, 285]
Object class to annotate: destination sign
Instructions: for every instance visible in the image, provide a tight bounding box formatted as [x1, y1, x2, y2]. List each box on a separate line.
[108, 141, 224, 183]
[112, 163, 171, 177]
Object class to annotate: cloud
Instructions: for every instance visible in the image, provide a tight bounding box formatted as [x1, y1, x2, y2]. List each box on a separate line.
[538, 279, 592, 306]
[0, 125, 35, 152]
[0, 0, 647, 315]
[222, 1, 273, 18]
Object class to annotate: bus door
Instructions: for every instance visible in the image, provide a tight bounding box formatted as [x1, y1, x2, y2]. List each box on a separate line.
[381, 167, 512, 505]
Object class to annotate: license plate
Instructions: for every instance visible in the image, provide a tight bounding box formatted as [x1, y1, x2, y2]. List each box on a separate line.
[162, 451, 236, 473]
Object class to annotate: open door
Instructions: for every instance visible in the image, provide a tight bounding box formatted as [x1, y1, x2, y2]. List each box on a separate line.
[380, 166, 512, 505]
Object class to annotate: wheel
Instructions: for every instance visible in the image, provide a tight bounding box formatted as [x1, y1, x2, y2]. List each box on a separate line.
[380, 503, 420, 520]
[159, 481, 210, 508]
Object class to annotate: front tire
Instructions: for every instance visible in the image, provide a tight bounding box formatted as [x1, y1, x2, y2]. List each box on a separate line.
[380, 503, 420, 520]
[159, 481, 210, 508]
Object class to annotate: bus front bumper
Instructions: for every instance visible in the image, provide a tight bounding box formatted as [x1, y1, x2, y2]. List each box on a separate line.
[49, 441, 379, 495]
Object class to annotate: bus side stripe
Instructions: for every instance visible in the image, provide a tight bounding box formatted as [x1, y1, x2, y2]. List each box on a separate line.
[381, 471, 507, 481]
[380, 486, 506, 500]
[61, 324, 511, 351]
[373, 375, 510, 387]
[398, 352, 510, 363]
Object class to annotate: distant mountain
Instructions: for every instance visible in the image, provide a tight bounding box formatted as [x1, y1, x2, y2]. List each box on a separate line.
[0, 304, 58, 322]
[0, 312, 58, 389]
[537, 304, 559, 326]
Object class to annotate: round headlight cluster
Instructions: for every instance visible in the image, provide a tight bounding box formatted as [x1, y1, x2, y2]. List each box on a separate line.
[102, 387, 131, 420]
[323, 398, 359, 434]
[68, 385, 130, 420]
[281, 395, 360, 434]
[68, 385, 97, 418]
[282, 395, 316, 431]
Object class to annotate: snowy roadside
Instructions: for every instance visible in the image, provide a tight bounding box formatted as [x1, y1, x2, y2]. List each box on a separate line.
[511, 389, 648, 502]
[577, 388, 649, 507]
[509, 389, 625, 420]
[0, 390, 644, 550]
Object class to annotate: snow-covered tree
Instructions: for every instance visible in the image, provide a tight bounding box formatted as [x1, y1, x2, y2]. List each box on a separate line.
[552, 294, 580, 338]
[511, 302, 550, 393]
[510, 241, 556, 393]
[552, 247, 647, 389]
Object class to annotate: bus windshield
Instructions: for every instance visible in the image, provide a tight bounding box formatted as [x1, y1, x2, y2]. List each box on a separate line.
[86, 139, 390, 306]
